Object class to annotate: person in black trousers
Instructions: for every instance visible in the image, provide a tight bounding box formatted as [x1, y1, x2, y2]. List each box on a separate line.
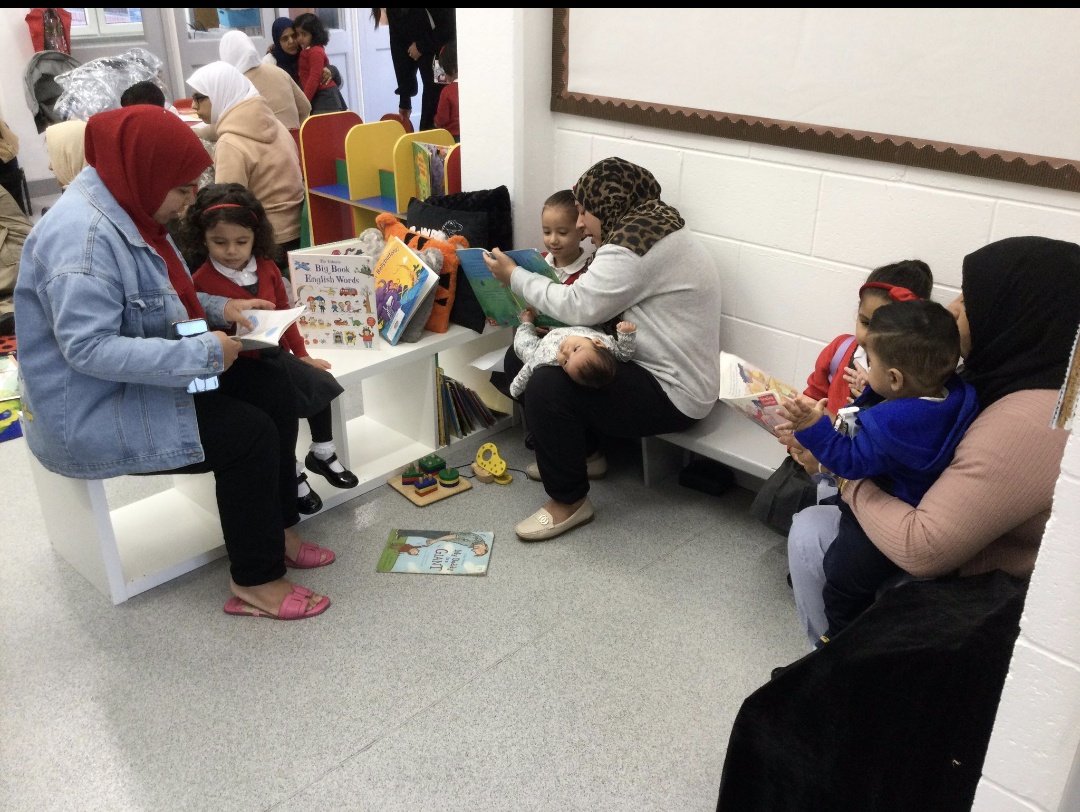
[375, 8, 455, 131]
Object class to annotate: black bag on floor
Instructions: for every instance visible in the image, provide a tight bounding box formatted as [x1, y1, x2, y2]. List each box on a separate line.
[750, 455, 819, 537]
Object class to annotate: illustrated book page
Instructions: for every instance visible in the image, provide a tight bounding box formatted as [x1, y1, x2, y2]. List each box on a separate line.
[718, 351, 801, 436]
[455, 247, 566, 328]
[376, 529, 494, 575]
[289, 240, 379, 350]
[234, 306, 305, 350]
[372, 236, 440, 345]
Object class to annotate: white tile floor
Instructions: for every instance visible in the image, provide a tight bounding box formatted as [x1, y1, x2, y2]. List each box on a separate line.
[1, 426, 806, 811]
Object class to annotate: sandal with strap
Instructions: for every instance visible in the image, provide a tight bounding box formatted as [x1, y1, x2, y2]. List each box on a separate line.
[223, 585, 330, 620]
[285, 540, 336, 569]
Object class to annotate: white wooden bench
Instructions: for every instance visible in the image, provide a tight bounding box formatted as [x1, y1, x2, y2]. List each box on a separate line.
[641, 402, 788, 489]
[27, 326, 513, 604]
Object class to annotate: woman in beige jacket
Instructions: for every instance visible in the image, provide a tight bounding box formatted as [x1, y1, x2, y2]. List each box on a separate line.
[218, 30, 310, 133]
[187, 61, 304, 270]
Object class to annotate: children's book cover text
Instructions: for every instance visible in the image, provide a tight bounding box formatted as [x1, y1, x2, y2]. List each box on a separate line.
[377, 529, 494, 575]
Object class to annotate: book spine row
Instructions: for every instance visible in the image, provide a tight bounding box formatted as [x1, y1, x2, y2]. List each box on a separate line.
[435, 367, 496, 444]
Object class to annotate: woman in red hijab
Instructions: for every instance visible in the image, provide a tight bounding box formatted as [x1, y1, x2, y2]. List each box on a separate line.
[14, 106, 333, 620]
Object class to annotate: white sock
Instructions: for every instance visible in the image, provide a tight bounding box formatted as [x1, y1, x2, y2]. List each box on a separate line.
[311, 442, 346, 473]
[296, 460, 314, 496]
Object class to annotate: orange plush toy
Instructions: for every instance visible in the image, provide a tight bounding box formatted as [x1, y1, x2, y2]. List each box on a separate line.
[375, 213, 468, 334]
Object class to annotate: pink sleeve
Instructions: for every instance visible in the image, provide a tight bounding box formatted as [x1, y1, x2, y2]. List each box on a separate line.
[846, 389, 1066, 577]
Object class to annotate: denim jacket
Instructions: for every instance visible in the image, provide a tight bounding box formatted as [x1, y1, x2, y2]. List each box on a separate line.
[14, 169, 229, 478]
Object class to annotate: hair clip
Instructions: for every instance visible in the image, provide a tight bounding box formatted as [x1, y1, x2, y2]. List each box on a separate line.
[859, 281, 920, 302]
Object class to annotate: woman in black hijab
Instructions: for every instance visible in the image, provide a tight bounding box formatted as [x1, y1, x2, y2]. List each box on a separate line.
[722, 236, 1080, 811]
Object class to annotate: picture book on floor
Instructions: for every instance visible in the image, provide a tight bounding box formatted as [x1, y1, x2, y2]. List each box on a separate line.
[234, 306, 306, 350]
[718, 351, 802, 436]
[455, 247, 566, 328]
[289, 239, 379, 350]
[372, 236, 440, 345]
[376, 529, 494, 575]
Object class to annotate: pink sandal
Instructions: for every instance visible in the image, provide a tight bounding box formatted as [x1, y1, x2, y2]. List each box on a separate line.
[223, 585, 330, 620]
[284, 541, 336, 569]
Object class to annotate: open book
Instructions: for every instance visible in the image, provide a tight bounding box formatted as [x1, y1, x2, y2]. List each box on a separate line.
[376, 529, 494, 575]
[455, 247, 567, 328]
[373, 236, 440, 345]
[234, 306, 305, 350]
[718, 351, 802, 436]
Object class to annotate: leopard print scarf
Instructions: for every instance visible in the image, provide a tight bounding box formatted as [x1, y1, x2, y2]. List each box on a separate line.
[573, 157, 685, 257]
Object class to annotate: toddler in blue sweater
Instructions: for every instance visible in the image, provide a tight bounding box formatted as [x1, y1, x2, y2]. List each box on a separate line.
[779, 299, 979, 644]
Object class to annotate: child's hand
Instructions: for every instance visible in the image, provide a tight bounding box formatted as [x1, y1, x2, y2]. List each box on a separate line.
[776, 396, 827, 434]
[845, 361, 869, 399]
[519, 308, 536, 324]
[616, 320, 636, 334]
[301, 355, 331, 371]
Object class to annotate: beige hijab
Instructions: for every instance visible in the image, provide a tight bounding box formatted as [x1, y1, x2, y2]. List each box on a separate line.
[45, 119, 89, 189]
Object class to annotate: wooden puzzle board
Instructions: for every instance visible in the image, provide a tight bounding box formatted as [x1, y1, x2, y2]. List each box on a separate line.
[388, 474, 472, 506]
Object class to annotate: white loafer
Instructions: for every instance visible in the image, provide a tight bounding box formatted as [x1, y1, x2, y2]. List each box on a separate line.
[515, 498, 595, 541]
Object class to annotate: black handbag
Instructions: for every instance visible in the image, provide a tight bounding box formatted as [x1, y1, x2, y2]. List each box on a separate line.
[749, 454, 820, 537]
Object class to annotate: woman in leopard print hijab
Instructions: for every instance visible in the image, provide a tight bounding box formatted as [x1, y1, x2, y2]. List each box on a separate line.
[572, 156, 684, 255]
[485, 157, 723, 542]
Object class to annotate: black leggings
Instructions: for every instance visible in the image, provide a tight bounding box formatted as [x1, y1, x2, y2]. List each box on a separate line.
[822, 503, 902, 638]
[502, 345, 697, 504]
[165, 357, 300, 587]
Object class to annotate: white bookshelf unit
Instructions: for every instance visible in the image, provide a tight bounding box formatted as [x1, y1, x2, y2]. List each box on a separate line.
[27, 325, 512, 604]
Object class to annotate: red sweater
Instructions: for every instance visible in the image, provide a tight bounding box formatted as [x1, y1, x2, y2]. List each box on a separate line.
[803, 333, 858, 415]
[191, 257, 307, 358]
[298, 45, 335, 101]
[434, 81, 459, 137]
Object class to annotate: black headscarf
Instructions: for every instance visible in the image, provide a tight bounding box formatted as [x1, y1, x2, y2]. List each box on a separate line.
[572, 157, 684, 257]
[961, 236, 1080, 407]
[269, 17, 300, 83]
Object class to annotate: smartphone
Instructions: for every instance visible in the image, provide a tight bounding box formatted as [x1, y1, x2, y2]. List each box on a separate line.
[174, 318, 220, 394]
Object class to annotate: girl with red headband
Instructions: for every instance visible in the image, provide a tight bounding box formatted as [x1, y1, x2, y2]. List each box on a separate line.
[181, 183, 358, 523]
[752, 260, 935, 537]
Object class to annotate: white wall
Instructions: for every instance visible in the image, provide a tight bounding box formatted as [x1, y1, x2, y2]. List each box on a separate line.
[458, 8, 1080, 810]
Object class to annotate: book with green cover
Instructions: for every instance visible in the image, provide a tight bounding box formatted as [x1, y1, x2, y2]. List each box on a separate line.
[455, 247, 567, 328]
[376, 529, 494, 575]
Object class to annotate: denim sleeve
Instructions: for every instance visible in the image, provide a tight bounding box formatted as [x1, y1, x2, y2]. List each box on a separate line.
[43, 270, 224, 388]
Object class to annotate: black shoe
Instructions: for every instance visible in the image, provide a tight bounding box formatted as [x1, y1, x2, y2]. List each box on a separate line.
[523, 431, 535, 450]
[297, 473, 323, 515]
[305, 451, 359, 489]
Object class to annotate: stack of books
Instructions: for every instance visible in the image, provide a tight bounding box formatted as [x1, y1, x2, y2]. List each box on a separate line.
[435, 366, 498, 446]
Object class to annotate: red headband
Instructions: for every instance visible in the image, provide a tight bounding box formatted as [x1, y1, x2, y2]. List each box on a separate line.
[203, 202, 258, 224]
[859, 281, 920, 302]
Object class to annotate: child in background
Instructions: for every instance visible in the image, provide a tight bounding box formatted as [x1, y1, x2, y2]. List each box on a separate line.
[540, 190, 595, 285]
[433, 41, 459, 141]
[778, 299, 979, 645]
[510, 309, 636, 398]
[293, 13, 347, 113]
[181, 184, 358, 524]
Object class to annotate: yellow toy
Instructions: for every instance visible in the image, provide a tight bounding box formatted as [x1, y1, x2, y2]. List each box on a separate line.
[472, 442, 512, 484]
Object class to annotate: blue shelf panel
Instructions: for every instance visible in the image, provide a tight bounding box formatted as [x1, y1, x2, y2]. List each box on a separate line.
[309, 185, 399, 214]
